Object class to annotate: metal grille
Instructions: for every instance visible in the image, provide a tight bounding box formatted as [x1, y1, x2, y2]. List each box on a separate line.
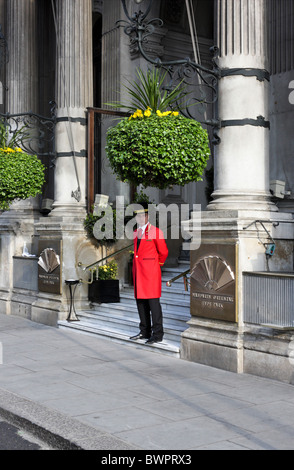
[243, 272, 294, 328]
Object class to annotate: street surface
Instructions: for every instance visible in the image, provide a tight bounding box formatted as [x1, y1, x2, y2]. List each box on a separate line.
[0, 416, 53, 450]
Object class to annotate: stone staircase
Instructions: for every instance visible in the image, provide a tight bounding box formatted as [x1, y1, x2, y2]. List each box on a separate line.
[58, 262, 191, 357]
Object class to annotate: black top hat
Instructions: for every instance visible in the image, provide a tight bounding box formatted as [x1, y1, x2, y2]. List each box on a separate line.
[134, 202, 149, 214]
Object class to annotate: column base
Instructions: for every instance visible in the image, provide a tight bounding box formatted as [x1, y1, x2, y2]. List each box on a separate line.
[181, 317, 244, 373]
[207, 191, 278, 212]
[180, 207, 294, 382]
[50, 202, 87, 219]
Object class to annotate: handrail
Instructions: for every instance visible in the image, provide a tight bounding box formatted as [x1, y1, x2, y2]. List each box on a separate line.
[79, 223, 175, 272]
[78, 242, 133, 272]
[166, 269, 190, 291]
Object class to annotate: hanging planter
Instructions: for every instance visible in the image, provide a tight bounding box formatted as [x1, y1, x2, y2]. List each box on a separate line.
[106, 110, 210, 189]
[105, 67, 210, 190]
[0, 146, 45, 211]
[0, 121, 45, 211]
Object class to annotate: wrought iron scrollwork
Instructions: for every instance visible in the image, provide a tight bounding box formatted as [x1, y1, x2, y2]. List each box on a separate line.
[119, 0, 221, 142]
[0, 101, 56, 164]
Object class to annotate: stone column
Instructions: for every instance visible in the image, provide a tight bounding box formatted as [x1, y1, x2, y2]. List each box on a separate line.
[32, 0, 94, 326]
[181, 0, 294, 377]
[100, 0, 131, 203]
[4, 0, 40, 214]
[51, 0, 93, 217]
[0, 1, 39, 318]
[208, 0, 275, 212]
[6, 0, 38, 114]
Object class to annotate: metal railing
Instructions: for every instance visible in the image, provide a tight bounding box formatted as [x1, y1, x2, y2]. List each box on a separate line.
[77, 243, 133, 284]
[166, 269, 190, 292]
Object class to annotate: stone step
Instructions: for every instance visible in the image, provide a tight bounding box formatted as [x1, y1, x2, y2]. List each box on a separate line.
[87, 300, 190, 321]
[58, 319, 181, 357]
[81, 306, 189, 332]
[59, 264, 191, 358]
[117, 292, 190, 315]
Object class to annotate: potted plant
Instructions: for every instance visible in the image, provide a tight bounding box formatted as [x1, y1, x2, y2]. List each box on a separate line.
[84, 205, 117, 246]
[0, 121, 45, 211]
[105, 67, 211, 190]
[88, 261, 120, 303]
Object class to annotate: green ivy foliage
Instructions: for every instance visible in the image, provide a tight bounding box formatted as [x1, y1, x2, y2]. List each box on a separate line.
[0, 148, 45, 211]
[84, 207, 117, 245]
[106, 114, 210, 189]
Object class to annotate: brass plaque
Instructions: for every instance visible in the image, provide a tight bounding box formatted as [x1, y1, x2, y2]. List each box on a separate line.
[190, 244, 237, 322]
[38, 239, 62, 294]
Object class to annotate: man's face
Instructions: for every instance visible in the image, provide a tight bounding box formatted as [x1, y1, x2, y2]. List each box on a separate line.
[135, 212, 148, 227]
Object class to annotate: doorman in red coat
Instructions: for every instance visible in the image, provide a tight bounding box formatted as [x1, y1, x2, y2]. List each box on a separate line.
[130, 204, 168, 344]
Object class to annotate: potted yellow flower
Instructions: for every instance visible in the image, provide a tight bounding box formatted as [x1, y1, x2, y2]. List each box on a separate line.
[88, 261, 120, 303]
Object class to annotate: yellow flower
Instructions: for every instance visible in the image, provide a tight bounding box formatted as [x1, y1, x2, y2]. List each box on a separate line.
[172, 111, 179, 116]
[130, 109, 143, 120]
[15, 147, 23, 152]
[144, 108, 152, 117]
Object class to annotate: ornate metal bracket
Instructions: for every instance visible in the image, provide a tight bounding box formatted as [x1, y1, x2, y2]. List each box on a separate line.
[119, 1, 271, 146]
[221, 116, 270, 130]
[0, 101, 57, 163]
[220, 68, 270, 82]
[119, 0, 221, 141]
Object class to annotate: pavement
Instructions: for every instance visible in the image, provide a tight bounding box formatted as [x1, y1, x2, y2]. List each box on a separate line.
[0, 313, 294, 451]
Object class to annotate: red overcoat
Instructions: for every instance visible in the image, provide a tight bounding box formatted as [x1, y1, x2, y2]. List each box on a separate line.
[133, 223, 168, 299]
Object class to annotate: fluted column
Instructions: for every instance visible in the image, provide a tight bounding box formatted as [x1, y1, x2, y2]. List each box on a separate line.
[6, 0, 38, 113]
[5, 0, 39, 213]
[208, 0, 276, 211]
[51, 0, 93, 217]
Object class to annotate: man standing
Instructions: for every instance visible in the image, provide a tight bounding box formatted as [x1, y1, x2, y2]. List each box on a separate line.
[130, 203, 168, 344]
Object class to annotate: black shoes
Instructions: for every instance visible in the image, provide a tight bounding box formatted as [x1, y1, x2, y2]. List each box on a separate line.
[145, 336, 162, 345]
[129, 333, 150, 340]
[129, 333, 163, 344]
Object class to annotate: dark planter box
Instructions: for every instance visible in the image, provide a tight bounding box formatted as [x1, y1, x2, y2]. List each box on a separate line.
[88, 279, 120, 303]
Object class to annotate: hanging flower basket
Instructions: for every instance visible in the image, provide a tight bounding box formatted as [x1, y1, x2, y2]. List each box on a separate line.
[106, 108, 210, 190]
[0, 146, 45, 211]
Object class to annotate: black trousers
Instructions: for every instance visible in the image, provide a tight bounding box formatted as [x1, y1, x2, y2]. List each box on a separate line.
[136, 298, 164, 340]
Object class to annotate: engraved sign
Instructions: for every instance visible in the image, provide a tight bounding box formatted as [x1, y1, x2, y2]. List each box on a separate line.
[190, 244, 237, 322]
[38, 239, 62, 294]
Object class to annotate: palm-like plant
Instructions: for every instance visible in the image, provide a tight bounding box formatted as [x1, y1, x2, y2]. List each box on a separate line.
[107, 67, 188, 113]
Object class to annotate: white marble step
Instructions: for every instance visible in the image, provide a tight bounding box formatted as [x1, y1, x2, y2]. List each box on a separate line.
[58, 320, 181, 357]
[58, 264, 191, 357]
